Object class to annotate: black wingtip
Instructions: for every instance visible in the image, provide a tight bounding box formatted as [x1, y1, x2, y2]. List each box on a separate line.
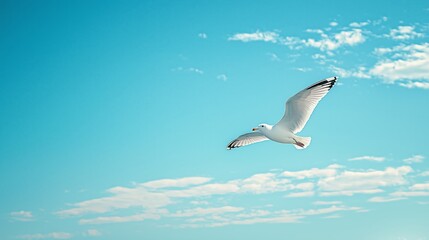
[306, 76, 337, 91]
[226, 140, 240, 150]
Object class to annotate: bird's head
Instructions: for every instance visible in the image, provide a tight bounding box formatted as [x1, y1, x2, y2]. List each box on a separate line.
[252, 124, 270, 132]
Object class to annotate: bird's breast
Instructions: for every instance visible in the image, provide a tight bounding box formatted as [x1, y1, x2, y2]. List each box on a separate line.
[265, 128, 294, 143]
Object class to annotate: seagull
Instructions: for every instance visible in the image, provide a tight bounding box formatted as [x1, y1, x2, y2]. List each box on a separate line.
[227, 76, 337, 150]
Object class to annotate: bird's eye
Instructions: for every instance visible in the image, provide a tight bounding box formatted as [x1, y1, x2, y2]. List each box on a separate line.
[261, 125, 264, 127]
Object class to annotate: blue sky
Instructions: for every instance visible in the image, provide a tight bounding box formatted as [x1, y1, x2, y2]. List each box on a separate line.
[1, 0, 429, 239]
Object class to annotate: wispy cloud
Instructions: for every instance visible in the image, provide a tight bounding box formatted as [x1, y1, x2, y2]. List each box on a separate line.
[348, 156, 385, 162]
[17, 232, 72, 240]
[318, 166, 412, 196]
[171, 206, 243, 217]
[79, 209, 167, 225]
[295, 67, 312, 72]
[313, 201, 342, 205]
[391, 191, 429, 197]
[282, 164, 341, 179]
[176, 204, 362, 228]
[403, 155, 424, 164]
[349, 21, 370, 28]
[410, 183, 429, 191]
[228, 31, 280, 43]
[368, 196, 406, 203]
[227, 20, 429, 90]
[55, 161, 427, 227]
[285, 191, 315, 198]
[370, 43, 429, 87]
[198, 33, 207, 39]
[303, 29, 365, 52]
[56, 187, 173, 217]
[142, 177, 212, 189]
[10, 211, 34, 222]
[228, 26, 366, 53]
[390, 182, 429, 197]
[398, 81, 429, 89]
[83, 229, 101, 237]
[172, 67, 204, 75]
[387, 26, 424, 40]
[217, 74, 228, 81]
[330, 66, 371, 79]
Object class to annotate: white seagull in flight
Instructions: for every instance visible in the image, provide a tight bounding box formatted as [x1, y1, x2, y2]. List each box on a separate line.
[227, 76, 337, 150]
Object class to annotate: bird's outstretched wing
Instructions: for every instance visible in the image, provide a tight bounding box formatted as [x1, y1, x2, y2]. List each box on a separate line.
[276, 76, 337, 134]
[227, 132, 269, 150]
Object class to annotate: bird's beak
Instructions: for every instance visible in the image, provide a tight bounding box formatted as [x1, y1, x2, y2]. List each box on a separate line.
[252, 128, 258, 131]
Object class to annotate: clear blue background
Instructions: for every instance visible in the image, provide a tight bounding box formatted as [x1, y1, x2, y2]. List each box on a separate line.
[1, 0, 428, 239]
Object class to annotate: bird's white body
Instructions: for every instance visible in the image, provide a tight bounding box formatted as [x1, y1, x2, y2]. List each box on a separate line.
[227, 76, 337, 150]
[258, 124, 295, 144]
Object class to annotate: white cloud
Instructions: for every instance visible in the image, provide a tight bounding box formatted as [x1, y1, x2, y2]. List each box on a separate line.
[235, 210, 271, 218]
[350, 21, 370, 28]
[206, 213, 301, 227]
[172, 206, 243, 217]
[56, 187, 172, 217]
[335, 29, 366, 45]
[298, 205, 361, 216]
[420, 171, 429, 176]
[83, 229, 101, 237]
[279, 36, 301, 47]
[182, 205, 363, 228]
[313, 201, 342, 205]
[228, 31, 280, 43]
[323, 214, 341, 219]
[391, 191, 429, 197]
[373, 16, 388, 25]
[312, 54, 326, 60]
[387, 26, 424, 40]
[399, 81, 429, 89]
[318, 166, 412, 195]
[189, 67, 204, 74]
[18, 232, 72, 240]
[294, 182, 314, 191]
[403, 155, 424, 164]
[10, 211, 33, 222]
[303, 29, 365, 51]
[172, 67, 204, 75]
[232, 173, 291, 194]
[320, 189, 383, 197]
[282, 164, 340, 179]
[388, 182, 429, 198]
[409, 183, 429, 191]
[56, 162, 429, 227]
[198, 33, 207, 39]
[190, 200, 209, 205]
[370, 43, 429, 86]
[348, 156, 385, 162]
[295, 67, 312, 72]
[165, 183, 240, 198]
[217, 74, 228, 81]
[368, 196, 406, 202]
[142, 177, 211, 189]
[330, 22, 338, 27]
[228, 26, 366, 53]
[330, 66, 371, 79]
[285, 191, 314, 198]
[79, 209, 167, 225]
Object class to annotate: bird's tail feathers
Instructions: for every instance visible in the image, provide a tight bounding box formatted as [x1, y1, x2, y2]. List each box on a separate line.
[293, 136, 312, 149]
